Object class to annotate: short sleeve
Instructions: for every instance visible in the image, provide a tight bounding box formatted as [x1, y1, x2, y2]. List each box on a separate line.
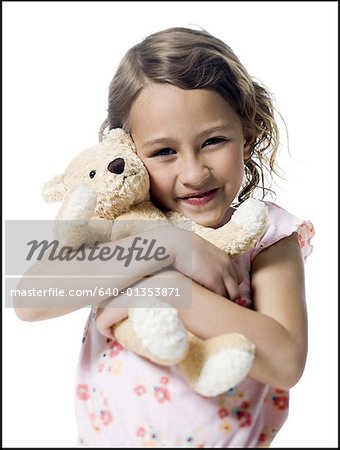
[251, 202, 315, 262]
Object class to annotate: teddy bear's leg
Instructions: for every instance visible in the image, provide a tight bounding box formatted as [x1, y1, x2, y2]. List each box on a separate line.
[178, 332, 255, 397]
[114, 298, 189, 365]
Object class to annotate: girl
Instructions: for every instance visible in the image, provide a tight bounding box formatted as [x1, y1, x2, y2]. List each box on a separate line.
[15, 27, 314, 447]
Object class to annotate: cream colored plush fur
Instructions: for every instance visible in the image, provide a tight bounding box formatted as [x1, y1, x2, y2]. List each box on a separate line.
[42, 128, 268, 397]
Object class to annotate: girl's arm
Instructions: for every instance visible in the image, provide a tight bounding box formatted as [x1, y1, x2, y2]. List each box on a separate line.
[179, 233, 307, 390]
[98, 233, 307, 390]
[14, 226, 240, 322]
[14, 226, 177, 321]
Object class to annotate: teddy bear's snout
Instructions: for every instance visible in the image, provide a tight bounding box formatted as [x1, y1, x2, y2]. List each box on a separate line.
[107, 158, 125, 174]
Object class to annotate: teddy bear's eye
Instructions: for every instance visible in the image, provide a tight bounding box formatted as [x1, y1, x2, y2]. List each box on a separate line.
[89, 170, 96, 179]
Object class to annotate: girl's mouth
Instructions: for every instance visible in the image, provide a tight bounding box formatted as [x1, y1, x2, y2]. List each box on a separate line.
[179, 188, 219, 206]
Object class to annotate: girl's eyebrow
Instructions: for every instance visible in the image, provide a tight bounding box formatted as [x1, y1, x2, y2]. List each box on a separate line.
[141, 125, 234, 148]
[141, 137, 177, 148]
[199, 125, 234, 136]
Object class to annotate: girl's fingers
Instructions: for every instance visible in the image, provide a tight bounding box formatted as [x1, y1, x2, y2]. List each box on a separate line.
[223, 276, 240, 301]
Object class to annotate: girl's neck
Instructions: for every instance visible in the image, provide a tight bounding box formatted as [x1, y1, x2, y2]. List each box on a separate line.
[212, 206, 235, 229]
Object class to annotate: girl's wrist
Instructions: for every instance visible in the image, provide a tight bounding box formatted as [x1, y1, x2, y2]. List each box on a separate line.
[164, 227, 192, 275]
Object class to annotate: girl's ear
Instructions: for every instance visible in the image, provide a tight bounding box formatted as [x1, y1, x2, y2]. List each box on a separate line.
[41, 173, 67, 202]
[243, 126, 256, 161]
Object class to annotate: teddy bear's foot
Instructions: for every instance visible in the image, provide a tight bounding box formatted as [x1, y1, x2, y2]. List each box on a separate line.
[130, 299, 189, 364]
[178, 332, 255, 397]
[114, 298, 189, 365]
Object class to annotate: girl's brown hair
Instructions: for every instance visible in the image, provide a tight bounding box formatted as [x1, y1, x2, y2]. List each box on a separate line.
[99, 27, 283, 203]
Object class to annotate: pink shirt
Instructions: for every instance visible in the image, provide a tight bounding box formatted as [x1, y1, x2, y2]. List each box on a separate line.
[74, 201, 314, 447]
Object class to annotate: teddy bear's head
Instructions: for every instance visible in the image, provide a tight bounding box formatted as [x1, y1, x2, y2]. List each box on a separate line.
[42, 129, 150, 219]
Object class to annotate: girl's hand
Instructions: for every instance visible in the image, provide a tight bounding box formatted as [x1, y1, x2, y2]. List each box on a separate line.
[95, 303, 129, 339]
[173, 230, 242, 300]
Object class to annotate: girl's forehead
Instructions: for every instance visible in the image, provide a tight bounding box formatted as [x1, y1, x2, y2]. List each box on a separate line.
[128, 83, 242, 138]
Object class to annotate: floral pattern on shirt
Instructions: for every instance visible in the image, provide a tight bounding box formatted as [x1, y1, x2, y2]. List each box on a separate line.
[76, 383, 114, 432]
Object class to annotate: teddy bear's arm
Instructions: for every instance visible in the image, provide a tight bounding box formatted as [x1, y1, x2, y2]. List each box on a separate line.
[110, 201, 171, 241]
[167, 198, 268, 258]
[54, 185, 112, 248]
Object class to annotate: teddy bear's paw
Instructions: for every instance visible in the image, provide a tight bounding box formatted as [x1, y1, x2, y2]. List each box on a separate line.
[61, 185, 98, 221]
[192, 346, 255, 397]
[232, 198, 268, 237]
[130, 299, 189, 365]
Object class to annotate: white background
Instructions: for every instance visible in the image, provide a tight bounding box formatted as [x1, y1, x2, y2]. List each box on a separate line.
[3, 1, 338, 448]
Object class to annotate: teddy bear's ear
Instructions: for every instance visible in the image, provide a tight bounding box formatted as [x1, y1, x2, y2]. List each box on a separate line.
[41, 174, 67, 203]
[104, 128, 127, 142]
[104, 128, 136, 150]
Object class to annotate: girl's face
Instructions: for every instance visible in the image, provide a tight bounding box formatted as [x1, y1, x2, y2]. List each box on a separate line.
[128, 83, 253, 227]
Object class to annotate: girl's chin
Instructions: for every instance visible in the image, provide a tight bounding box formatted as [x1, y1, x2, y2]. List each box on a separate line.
[179, 211, 226, 228]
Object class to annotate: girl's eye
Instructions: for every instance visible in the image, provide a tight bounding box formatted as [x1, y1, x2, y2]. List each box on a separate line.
[152, 148, 176, 158]
[203, 137, 227, 147]
[89, 170, 96, 178]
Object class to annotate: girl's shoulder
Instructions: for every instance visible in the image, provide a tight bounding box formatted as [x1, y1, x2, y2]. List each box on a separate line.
[250, 201, 315, 261]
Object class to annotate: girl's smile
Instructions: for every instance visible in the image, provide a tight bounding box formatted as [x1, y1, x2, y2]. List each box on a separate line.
[128, 83, 253, 227]
[178, 187, 220, 206]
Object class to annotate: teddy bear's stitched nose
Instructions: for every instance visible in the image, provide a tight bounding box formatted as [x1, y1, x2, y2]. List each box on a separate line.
[107, 158, 125, 174]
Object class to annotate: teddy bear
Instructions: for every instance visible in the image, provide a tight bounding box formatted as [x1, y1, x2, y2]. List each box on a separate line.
[42, 128, 268, 397]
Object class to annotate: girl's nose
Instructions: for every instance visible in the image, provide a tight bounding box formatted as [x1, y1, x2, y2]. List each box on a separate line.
[178, 155, 210, 186]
